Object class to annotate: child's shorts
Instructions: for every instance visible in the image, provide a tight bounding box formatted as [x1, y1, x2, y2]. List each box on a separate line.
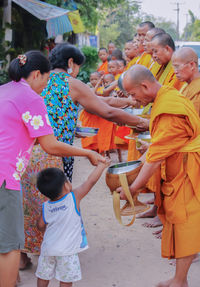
[35, 254, 82, 282]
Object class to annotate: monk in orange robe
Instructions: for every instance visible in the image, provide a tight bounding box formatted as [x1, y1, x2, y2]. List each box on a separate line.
[124, 40, 140, 71]
[108, 42, 116, 56]
[172, 47, 200, 116]
[97, 48, 109, 75]
[151, 33, 185, 90]
[127, 23, 156, 163]
[138, 33, 186, 225]
[143, 27, 165, 75]
[118, 65, 200, 287]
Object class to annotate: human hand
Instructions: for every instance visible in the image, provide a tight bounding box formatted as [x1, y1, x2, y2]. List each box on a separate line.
[136, 118, 149, 132]
[136, 139, 149, 154]
[116, 90, 127, 98]
[87, 150, 106, 166]
[97, 156, 111, 169]
[127, 96, 137, 107]
[116, 186, 128, 200]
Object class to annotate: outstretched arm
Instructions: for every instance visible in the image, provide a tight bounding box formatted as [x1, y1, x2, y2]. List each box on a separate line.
[69, 77, 149, 130]
[117, 160, 162, 200]
[73, 159, 111, 209]
[100, 96, 136, 108]
[38, 134, 105, 166]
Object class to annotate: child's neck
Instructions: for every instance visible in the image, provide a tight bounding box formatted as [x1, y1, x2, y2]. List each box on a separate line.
[51, 188, 70, 202]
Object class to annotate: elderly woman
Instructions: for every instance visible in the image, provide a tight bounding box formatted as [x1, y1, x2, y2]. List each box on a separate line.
[21, 44, 149, 268]
[0, 50, 104, 287]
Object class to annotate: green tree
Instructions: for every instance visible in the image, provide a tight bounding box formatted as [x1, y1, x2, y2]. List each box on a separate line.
[99, 1, 141, 49]
[143, 14, 177, 40]
[182, 10, 200, 41]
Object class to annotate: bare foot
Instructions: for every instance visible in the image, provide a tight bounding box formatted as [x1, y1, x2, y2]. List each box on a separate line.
[136, 205, 157, 218]
[169, 280, 188, 287]
[153, 228, 163, 239]
[144, 197, 155, 204]
[156, 278, 173, 287]
[20, 252, 32, 270]
[15, 272, 20, 287]
[142, 215, 162, 228]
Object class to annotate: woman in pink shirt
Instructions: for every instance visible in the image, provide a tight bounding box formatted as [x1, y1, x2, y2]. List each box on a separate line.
[0, 51, 104, 287]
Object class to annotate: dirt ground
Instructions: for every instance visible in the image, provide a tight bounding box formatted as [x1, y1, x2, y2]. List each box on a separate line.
[19, 139, 200, 287]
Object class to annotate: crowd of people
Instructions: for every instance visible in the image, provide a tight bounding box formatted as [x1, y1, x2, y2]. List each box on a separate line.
[0, 19, 200, 287]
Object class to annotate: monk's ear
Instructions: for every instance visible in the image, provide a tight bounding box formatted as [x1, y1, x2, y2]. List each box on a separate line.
[165, 45, 173, 58]
[190, 61, 197, 71]
[140, 82, 149, 94]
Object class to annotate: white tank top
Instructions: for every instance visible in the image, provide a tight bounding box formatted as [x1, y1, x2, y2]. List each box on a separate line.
[41, 191, 88, 256]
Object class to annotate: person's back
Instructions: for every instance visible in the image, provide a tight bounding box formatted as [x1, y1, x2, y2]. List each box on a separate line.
[41, 192, 88, 257]
[36, 163, 109, 287]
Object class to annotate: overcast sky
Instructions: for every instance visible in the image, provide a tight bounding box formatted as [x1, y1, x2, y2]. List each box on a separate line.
[140, 0, 200, 33]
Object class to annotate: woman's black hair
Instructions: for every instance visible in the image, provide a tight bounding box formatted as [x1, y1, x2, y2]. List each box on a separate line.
[49, 43, 85, 71]
[8, 50, 51, 82]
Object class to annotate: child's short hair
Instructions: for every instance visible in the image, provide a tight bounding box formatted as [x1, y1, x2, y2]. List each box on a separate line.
[90, 71, 101, 78]
[118, 58, 126, 66]
[37, 168, 67, 200]
[98, 47, 108, 53]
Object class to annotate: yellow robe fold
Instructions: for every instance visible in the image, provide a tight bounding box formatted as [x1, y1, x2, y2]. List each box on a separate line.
[156, 60, 185, 91]
[136, 52, 153, 68]
[125, 56, 140, 71]
[181, 77, 200, 116]
[146, 85, 200, 259]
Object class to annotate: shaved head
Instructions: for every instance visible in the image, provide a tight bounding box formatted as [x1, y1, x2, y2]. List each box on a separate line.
[147, 27, 166, 38]
[121, 65, 158, 105]
[172, 47, 200, 83]
[139, 21, 155, 29]
[126, 65, 155, 85]
[152, 33, 175, 51]
[173, 47, 198, 67]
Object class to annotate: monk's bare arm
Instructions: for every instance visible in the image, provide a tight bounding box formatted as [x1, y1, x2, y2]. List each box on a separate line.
[69, 78, 148, 128]
[129, 161, 162, 195]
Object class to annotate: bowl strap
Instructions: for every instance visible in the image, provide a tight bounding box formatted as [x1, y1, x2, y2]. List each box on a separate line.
[113, 173, 135, 226]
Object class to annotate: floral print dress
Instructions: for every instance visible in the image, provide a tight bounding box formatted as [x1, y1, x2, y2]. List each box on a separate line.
[21, 72, 79, 254]
[42, 71, 79, 181]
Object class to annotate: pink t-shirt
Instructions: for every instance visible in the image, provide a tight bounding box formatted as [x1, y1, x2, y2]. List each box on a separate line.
[0, 79, 53, 190]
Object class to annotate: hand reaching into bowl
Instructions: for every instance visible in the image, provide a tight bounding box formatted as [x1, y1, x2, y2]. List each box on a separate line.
[136, 139, 150, 154]
[136, 118, 149, 132]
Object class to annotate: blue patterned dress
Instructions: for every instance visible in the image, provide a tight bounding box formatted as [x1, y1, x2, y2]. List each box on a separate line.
[41, 71, 79, 181]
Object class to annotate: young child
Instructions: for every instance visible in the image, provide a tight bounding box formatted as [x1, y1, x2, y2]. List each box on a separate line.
[97, 48, 109, 75]
[35, 162, 110, 287]
[117, 59, 126, 74]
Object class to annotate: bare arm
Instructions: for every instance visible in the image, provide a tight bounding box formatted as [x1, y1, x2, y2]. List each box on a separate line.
[94, 76, 104, 94]
[69, 78, 149, 130]
[37, 212, 46, 232]
[100, 96, 136, 108]
[73, 160, 110, 209]
[37, 134, 105, 166]
[117, 160, 162, 200]
[101, 81, 118, 97]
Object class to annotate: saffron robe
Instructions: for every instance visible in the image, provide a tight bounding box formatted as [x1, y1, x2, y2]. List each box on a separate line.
[97, 61, 108, 74]
[125, 56, 140, 71]
[136, 52, 153, 68]
[146, 85, 200, 258]
[181, 77, 200, 116]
